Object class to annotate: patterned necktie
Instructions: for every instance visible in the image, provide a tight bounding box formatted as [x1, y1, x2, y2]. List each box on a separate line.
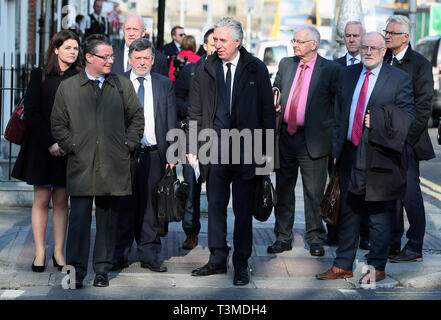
[350, 57, 356, 65]
[287, 64, 308, 135]
[351, 71, 372, 146]
[137, 77, 145, 107]
[392, 57, 399, 66]
[225, 63, 232, 114]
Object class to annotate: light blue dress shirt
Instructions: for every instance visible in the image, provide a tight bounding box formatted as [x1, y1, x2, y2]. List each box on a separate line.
[85, 69, 105, 89]
[347, 63, 383, 141]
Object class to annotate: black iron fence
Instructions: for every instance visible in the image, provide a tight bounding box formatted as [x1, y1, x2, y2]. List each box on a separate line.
[0, 53, 38, 181]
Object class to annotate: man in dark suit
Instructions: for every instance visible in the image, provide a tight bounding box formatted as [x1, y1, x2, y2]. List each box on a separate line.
[111, 38, 177, 272]
[162, 25, 185, 67]
[383, 15, 435, 262]
[84, 0, 110, 38]
[329, 21, 371, 250]
[111, 15, 168, 77]
[334, 21, 364, 67]
[268, 25, 340, 257]
[187, 18, 275, 286]
[174, 28, 215, 250]
[316, 32, 415, 284]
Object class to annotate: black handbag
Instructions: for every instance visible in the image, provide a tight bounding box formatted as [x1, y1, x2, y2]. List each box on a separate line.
[253, 175, 277, 222]
[156, 167, 189, 236]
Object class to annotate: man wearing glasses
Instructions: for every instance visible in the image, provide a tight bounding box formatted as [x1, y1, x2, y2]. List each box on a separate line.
[316, 32, 415, 284]
[51, 34, 144, 289]
[383, 15, 435, 263]
[268, 25, 340, 257]
[162, 25, 186, 67]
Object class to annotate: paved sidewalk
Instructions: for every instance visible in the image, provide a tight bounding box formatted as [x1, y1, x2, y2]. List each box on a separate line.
[1, 178, 441, 294]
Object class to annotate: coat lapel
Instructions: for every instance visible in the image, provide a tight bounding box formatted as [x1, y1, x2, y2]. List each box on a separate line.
[151, 73, 159, 121]
[367, 63, 390, 108]
[305, 55, 323, 112]
[279, 57, 298, 126]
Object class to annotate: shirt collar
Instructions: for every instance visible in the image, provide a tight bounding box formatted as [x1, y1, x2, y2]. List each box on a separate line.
[299, 53, 317, 69]
[346, 53, 361, 64]
[174, 41, 181, 50]
[93, 12, 103, 21]
[393, 45, 408, 62]
[85, 68, 105, 83]
[222, 51, 241, 67]
[130, 70, 151, 82]
[362, 62, 382, 77]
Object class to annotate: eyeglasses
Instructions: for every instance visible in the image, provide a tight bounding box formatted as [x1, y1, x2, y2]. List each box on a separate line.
[360, 45, 384, 52]
[178, 33, 186, 37]
[92, 53, 115, 62]
[291, 39, 314, 45]
[383, 30, 406, 37]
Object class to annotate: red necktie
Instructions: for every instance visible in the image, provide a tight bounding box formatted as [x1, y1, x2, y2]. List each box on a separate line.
[287, 64, 307, 135]
[351, 71, 372, 146]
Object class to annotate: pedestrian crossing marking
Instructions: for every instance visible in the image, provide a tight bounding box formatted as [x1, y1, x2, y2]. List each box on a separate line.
[0, 290, 24, 299]
[421, 177, 441, 194]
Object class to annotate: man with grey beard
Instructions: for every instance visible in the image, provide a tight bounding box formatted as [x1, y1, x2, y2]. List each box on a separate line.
[316, 32, 415, 284]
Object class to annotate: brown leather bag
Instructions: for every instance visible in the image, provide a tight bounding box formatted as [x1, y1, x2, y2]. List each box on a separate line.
[320, 168, 341, 226]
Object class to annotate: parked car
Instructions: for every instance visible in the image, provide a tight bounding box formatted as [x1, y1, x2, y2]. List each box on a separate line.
[415, 35, 441, 127]
[254, 40, 294, 83]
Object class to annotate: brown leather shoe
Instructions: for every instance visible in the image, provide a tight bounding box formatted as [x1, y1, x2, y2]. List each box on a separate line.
[358, 270, 386, 284]
[316, 266, 353, 280]
[182, 234, 198, 250]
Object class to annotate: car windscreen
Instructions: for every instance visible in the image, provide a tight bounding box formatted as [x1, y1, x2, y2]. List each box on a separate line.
[264, 46, 288, 65]
[416, 40, 437, 66]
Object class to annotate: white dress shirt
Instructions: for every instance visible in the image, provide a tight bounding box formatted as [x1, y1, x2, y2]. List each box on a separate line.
[391, 45, 408, 65]
[130, 71, 156, 146]
[346, 53, 361, 66]
[124, 44, 130, 72]
[222, 51, 241, 108]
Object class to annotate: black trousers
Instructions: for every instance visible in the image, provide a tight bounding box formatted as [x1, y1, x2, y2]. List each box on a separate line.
[182, 162, 202, 236]
[206, 163, 257, 271]
[333, 142, 391, 271]
[274, 125, 327, 246]
[389, 143, 426, 253]
[113, 149, 163, 265]
[66, 195, 119, 280]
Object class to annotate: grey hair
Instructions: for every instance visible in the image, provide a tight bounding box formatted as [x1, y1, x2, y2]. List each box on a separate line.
[294, 25, 321, 45]
[386, 15, 411, 43]
[361, 31, 386, 48]
[345, 20, 366, 34]
[129, 38, 155, 57]
[214, 17, 244, 48]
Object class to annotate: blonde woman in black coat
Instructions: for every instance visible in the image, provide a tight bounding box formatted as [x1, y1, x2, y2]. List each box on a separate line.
[12, 30, 83, 272]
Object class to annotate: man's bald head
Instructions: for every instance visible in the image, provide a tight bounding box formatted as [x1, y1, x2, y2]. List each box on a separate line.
[123, 15, 146, 47]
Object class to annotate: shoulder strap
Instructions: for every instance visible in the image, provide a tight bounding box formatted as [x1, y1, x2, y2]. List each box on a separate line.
[109, 73, 127, 126]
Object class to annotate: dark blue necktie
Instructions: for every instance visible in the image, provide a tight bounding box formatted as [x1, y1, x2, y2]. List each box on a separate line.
[225, 62, 232, 114]
[137, 77, 145, 107]
[95, 79, 101, 90]
[350, 57, 356, 65]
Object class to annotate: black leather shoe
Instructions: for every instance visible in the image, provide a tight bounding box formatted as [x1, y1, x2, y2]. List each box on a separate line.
[140, 261, 167, 272]
[389, 248, 423, 263]
[110, 259, 129, 271]
[310, 244, 325, 257]
[191, 263, 227, 276]
[267, 241, 292, 254]
[31, 256, 46, 273]
[389, 247, 401, 259]
[233, 268, 250, 286]
[359, 239, 372, 250]
[93, 273, 109, 287]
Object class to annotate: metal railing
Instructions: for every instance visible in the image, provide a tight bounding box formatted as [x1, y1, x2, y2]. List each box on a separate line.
[0, 53, 38, 181]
